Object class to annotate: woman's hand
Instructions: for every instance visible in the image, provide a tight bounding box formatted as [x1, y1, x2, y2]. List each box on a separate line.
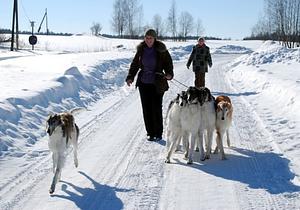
[165, 74, 173, 80]
[126, 79, 133, 86]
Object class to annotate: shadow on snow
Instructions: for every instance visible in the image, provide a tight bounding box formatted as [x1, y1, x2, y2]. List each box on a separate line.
[52, 171, 133, 210]
[172, 147, 300, 195]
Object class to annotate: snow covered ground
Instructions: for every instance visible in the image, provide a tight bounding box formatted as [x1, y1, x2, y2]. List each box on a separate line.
[0, 34, 299, 209]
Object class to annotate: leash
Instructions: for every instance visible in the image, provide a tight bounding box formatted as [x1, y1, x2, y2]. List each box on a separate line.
[155, 72, 189, 89]
[171, 78, 189, 88]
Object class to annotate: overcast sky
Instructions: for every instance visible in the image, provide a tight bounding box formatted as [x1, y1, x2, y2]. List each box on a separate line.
[0, 0, 264, 39]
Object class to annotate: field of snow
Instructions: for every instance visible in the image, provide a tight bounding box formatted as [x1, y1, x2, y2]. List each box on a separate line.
[0, 34, 299, 209]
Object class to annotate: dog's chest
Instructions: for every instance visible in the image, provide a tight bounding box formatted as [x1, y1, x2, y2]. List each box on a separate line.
[48, 126, 68, 151]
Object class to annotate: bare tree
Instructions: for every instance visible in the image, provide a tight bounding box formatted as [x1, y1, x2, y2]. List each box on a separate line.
[123, 0, 143, 38]
[167, 0, 177, 40]
[152, 14, 163, 38]
[262, 0, 300, 47]
[136, 5, 144, 36]
[196, 18, 205, 37]
[111, 0, 127, 37]
[178, 11, 194, 41]
[90, 22, 102, 36]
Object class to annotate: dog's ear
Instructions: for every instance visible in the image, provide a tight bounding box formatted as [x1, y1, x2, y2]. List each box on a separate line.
[46, 115, 51, 132]
[217, 103, 222, 112]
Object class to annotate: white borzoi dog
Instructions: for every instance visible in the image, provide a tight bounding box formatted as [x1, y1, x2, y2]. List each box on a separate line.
[165, 87, 216, 164]
[165, 91, 189, 163]
[46, 111, 79, 194]
[196, 87, 216, 161]
[214, 95, 233, 160]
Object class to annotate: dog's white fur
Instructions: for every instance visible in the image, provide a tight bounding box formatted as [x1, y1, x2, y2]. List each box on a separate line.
[165, 87, 216, 164]
[46, 112, 79, 194]
[180, 103, 202, 164]
[214, 95, 233, 160]
[165, 101, 184, 162]
[165, 93, 190, 162]
[197, 98, 216, 161]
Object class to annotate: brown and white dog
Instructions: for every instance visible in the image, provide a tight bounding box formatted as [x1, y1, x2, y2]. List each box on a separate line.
[46, 112, 79, 194]
[214, 95, 233, 160]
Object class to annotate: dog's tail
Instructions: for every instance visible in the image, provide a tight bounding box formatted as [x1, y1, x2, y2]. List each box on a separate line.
[70, 107, 87, 115]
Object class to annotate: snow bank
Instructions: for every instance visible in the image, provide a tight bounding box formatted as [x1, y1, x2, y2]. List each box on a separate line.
[213, 45, 253, 54]
[231, 41, 300, 66]
[0, 57, 131, 157]
[226, 40, 300, 176]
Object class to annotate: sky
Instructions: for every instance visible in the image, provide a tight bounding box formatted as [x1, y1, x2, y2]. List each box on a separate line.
[0, 0, 264, 39]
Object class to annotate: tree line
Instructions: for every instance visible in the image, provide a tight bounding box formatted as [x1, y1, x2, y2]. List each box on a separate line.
[92, 0, 205, 41]
[248, 0, 300, 48]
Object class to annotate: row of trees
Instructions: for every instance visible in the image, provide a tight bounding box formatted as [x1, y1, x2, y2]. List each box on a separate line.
[109, 0, 204, 40]
[250, 0, 300, 48]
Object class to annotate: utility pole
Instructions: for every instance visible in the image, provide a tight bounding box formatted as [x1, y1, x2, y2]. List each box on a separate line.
[30, 21, 35, 50]
[38, 8, 49, 35]
[10, 0, 19, 51]
[46, 8, 49, 35]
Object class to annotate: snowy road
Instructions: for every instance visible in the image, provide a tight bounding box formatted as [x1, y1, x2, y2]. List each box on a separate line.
[1, 54, 300, 210]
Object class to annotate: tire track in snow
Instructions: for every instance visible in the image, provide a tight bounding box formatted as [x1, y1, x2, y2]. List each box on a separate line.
[210, 54, 300, 210]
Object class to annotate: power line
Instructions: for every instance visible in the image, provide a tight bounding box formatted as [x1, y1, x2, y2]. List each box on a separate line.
[19, 0, 32, 24]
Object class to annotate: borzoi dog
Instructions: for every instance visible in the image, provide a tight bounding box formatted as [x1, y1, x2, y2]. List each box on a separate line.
[165, 87, 216, 164]
[46, 112, 79, 194]
[214, 95, 233, 160]
[165, 91, 188, 163]
[196, 87, 216, 161]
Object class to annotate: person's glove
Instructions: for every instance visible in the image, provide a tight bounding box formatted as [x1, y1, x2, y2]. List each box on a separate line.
[209, 63, 212, 68]
[126, 79, 133, 86]
[165, 74, 173, 80]
[186, 65, 190, 69]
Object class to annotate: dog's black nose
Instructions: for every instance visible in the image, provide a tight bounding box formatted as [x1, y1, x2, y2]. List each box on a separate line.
[221, 117, 225, 120]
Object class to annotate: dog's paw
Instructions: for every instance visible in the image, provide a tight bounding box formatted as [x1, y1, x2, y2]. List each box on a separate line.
[49, 188, 54, 194]
[221, 155, 227, 160]
[74, 159, 79, 168]
[187, 159, 193, 164]
[165, 159, 171, 163]
[200, 155, 206, 161]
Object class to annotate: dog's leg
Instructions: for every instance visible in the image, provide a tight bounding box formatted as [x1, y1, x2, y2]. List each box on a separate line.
[49, 167, 61, 194]
[182, 132, 189, 159]
[73, 141, 79, 168]
[216, 131, 225, 160]
[165, 133, 181, 163]
[195, 135, 199, 152]
[219, 131, 226, 160]
[52, 152, 58, 173]
[205, 129, 214, 159]
[226, 129, 231, 147]
[214, 132, 219, 154]
[49, 154, 63, 194]
[213, 143, 219, 154]
[166, 130, 171, 148]
[187, 133, 195, 164]
[198, 130, 205, 161]
[175, 137, 182, 152]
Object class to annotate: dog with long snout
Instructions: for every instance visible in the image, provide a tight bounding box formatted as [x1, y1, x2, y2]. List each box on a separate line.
[214, 95, 233, 160]
[46, 112, 79, 194]
[165, 87, 216, 164]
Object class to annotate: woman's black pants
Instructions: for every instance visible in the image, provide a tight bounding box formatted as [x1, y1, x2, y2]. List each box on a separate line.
[138, 83, 164, 138]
